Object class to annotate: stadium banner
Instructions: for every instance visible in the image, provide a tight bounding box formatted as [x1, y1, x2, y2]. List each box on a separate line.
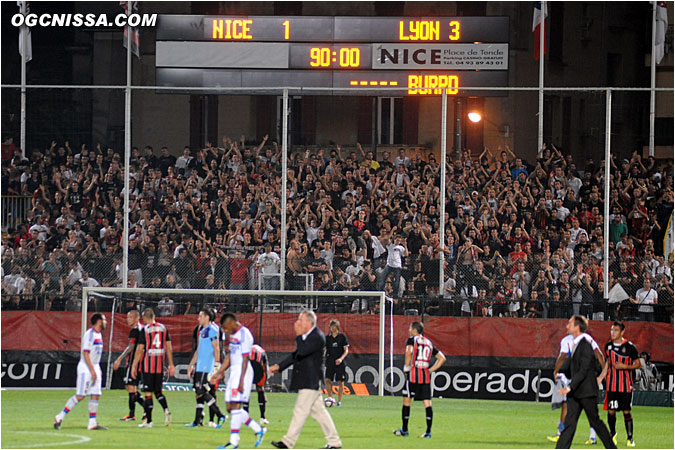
[3, 350, 673, 402]
[2, 311, 672, 362]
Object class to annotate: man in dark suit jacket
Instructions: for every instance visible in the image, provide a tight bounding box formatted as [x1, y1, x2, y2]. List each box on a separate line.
[268, 310, 342, 449]
[556, 315, 617, 449]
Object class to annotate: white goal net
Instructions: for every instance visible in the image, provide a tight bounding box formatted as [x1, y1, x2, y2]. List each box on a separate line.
[81, 287, 390, 396]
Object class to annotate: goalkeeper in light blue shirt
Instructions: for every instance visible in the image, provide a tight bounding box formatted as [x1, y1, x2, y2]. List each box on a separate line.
[186, 308, 227, 428]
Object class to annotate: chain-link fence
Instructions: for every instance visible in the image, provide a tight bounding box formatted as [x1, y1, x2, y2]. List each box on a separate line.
[1, 86, 673, 324]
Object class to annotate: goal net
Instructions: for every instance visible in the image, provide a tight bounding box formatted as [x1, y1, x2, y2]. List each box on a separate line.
[81, 287, 389, 396]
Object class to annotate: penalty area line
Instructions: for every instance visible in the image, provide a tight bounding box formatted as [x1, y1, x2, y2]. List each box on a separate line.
[2, 431, 92, 448]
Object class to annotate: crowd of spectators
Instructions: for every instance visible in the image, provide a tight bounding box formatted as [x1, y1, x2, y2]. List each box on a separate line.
[1, 134, 673, 321]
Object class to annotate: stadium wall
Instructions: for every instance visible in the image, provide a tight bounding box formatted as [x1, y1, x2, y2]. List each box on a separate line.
[2, 311, 672, 400]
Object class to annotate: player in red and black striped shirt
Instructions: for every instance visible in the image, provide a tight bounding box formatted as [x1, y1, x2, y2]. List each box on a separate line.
[244, 344, 270, 425]
[131, 308, 176, 428]
[112, 310, 145, 421]
[394, 321, 446, 439]
[599, 321, 641, 447]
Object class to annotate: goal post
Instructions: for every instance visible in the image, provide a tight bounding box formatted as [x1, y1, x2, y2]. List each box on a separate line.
[82, 287, 388, 396]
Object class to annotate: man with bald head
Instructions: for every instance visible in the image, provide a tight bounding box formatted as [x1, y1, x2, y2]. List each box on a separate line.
[269, 310, 342, 449]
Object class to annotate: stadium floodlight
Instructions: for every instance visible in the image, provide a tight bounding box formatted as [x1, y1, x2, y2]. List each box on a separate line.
[468, 111, 482, 123]
[82, 287, 389, 396]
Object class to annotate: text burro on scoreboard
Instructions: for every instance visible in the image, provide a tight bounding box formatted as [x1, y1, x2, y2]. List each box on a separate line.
[408, 75, 459, 95]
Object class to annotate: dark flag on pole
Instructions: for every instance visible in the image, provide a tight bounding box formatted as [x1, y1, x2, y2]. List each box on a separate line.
[120, 1, 140, 58]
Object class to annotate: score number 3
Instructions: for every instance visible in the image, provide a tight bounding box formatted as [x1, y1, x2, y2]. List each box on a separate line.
[448, 20, 460, 40]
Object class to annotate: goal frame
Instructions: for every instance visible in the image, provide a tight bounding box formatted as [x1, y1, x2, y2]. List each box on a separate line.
[82, 287, 387, 395]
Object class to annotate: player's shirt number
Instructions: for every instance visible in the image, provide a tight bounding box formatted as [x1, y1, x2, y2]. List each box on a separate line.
[417, 345, 431, 362]
[153, 333, 162, 348]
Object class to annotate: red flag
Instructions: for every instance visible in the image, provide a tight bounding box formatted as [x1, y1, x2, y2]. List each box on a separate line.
[120, 1, 140, 58]
[532, 2, 548, 60]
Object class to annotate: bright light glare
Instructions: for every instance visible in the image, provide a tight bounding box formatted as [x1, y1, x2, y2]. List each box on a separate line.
[468, 112, 482, 123]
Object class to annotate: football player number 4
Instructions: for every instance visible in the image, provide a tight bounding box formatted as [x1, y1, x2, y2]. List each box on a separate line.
[153, 333, 162, 348]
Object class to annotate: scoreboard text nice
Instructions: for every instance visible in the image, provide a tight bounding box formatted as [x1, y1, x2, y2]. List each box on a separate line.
[155, 15, 509, 95]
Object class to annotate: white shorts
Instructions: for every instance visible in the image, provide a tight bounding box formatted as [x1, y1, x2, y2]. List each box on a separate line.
[76, 362, 102, 397]
[224, 367, 253, 404]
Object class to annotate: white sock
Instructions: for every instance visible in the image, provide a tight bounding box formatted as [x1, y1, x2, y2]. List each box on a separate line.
[57, 395, 79, 421]
[229, 410, 242, 447]
[589, 427, 597, 440]
[240, 409, 262, 433]
[88, 399, 98, 427]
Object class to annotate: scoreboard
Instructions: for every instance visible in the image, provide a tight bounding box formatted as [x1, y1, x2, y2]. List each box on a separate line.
[155, 15, 509, 95]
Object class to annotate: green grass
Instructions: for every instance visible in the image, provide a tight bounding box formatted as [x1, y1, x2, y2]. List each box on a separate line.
[1, 390, 672, 449]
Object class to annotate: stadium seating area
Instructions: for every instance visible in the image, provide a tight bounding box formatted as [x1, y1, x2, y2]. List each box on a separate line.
[1, 137, 673, 321]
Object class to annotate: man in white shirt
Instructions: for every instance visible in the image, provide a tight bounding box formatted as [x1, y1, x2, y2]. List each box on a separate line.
[568, 219, 588, 251]
[29, 216, 50, 241]
[377, 235, 407, 298]
[630, 278, 658, 322]
[175, 147, 193, 171]
[555, 199, 571, 222]
[256, 243, 280, 290]
[393, 149, 411, 168]
[157, 297, 175, 317]
[566, 172, 582, 198]
[79, 272, 100, 289]
[54, 313, 108, 430]
[210, 313, 265, 449]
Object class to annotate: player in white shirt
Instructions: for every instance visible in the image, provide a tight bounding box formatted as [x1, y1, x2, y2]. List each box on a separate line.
[548, 327, 605, 444]
[210, 313, 266, 449]
[54, 313, 108, 430]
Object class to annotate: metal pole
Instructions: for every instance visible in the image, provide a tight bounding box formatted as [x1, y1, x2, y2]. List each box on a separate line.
[371, 97, 377, 154]
[455, 98, 462, 160]
[649, 0, 657, 157]
[389, 299, 394, 395]
[280, 89, 289, 291]
[537, 1, 546, 151]
[378, 293, 385, 396]
[439, 91, 448, 294]
[20, 1, 27, 158]
[122, 9, 132, 288]
[81, 286, 88, 340]
[603, 90, 612, 301]
[105, 297, 117, 390]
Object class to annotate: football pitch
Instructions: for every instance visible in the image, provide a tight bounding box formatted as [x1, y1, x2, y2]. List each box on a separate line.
[1, 390, 672, 449]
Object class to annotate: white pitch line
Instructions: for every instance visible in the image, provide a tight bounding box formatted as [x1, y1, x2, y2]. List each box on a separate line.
[2, 431, 92, 448]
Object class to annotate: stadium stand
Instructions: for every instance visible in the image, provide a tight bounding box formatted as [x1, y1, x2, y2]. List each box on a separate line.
[1, 137, 673, 322]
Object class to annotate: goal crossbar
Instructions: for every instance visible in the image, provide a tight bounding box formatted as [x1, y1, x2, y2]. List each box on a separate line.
[82, 287, 387, 396]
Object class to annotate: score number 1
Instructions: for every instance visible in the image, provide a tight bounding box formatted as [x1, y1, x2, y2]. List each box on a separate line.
[282, 20, 289, 40]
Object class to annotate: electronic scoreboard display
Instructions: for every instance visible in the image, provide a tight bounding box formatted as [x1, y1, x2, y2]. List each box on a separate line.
[155, 15, 509, 95]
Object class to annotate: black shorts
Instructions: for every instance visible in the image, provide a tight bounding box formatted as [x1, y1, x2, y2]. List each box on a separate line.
[141, 372, 164, 393]
[325, 361, 346, 382]
[193, 371, 210, 393]
[403, 380, 431, 401]
[123, 364, 140, 386]
[252, 364, 267, 387]
[604, 391, 633, 411]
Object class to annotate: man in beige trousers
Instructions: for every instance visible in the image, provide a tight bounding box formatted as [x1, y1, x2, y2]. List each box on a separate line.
[269, 310, 342, 449]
